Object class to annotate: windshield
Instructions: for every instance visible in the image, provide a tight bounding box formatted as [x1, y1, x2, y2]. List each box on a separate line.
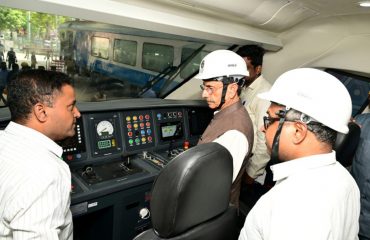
[0, 7, 231, 105]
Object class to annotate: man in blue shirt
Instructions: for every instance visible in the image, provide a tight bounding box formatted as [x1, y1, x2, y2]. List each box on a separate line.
[0, 61, 8, 104]
[352, 92, 370, 240]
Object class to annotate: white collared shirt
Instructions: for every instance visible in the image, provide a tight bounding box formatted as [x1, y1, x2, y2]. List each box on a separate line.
[239, 152, 360, 240]
[214, 130, 248, 181]
[0, 122, 73, 240]
[240, 75, 271, 181]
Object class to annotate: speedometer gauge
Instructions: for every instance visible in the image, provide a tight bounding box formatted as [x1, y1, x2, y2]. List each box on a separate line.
[96, 120, 114, 137]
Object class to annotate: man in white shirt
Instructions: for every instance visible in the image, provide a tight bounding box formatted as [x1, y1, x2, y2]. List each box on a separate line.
[237, 45, 271, 184]
[0, 69, 81, 239]
[238, 68, 360, 240]
[237, 45, 272, 207]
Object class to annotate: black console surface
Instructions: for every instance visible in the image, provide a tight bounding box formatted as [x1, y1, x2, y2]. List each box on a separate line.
[77, 160, 145, 185]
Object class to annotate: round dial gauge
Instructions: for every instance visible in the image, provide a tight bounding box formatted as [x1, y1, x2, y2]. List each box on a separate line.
[96, 120, 114, 137]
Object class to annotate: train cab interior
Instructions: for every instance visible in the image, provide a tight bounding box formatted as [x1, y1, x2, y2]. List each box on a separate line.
[0, 0, 370, 239]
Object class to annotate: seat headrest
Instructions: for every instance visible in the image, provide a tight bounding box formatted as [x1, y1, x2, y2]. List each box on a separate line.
[150, 142, 233, 238]
[334, 121, 361, 167]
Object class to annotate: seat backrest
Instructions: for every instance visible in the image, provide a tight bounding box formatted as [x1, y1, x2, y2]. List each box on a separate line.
[334, 121, 361, 167]
[134, 142, 238, 240]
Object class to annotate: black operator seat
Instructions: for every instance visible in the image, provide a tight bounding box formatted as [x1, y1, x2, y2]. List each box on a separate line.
[133, 142, 240, 240]
[334, 121, 361, 167]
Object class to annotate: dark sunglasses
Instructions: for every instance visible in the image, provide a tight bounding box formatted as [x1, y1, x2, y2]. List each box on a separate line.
[263, 116, 281, 130]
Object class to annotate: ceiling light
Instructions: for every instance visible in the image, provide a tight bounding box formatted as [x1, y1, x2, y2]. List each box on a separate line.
[359, 1, 370, 7]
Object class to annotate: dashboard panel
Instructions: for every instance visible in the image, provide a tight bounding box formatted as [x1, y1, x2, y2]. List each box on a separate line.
[0, 99, 213, 200]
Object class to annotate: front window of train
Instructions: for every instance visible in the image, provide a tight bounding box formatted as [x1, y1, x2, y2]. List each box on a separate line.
[0, 6, 231, 105]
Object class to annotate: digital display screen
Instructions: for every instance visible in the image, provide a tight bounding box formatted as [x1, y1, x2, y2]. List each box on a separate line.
[160, 121, 183, 141]
[161, 125, 177, 138]
[97, 139, 112, 149]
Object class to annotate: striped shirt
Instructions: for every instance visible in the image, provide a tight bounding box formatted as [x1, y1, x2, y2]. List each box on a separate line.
[0, 121, 73, 239]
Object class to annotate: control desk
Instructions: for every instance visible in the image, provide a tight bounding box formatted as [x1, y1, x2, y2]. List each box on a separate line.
[0, 98, 213, 240]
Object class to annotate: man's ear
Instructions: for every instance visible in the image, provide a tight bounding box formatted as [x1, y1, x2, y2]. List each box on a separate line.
[292, 122, 308, 144]
[33, 103, 48, 122]
[255, 65, 262, 75]
[227, 83, 238, 99]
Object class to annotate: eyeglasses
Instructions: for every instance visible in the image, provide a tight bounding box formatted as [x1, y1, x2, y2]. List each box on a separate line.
[263, 115, 318, 131]
[263, 116, 281, 130]
[199, 84, 223, 95]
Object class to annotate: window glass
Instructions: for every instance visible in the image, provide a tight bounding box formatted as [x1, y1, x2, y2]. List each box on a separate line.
[60, 31, 73, 59]
[326, 69, 370, 116]
[142, 43, 173, 72]
[91, 37, 109, 59]
[113, 39, 137, 66]
[180, 48, 209, 79]
[0, 6, 230, 102]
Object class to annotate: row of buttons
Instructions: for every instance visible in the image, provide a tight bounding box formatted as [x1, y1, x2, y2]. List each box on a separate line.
[128, 136, 153, 145]
[156, 111, 183, 120]
[126, 114, 150, 122]
[127, 122, 151, 129]
[127, 129, 152, 137]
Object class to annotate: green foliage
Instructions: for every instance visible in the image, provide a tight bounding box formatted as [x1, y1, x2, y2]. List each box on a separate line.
[0, 6, 73, 39]
[0, 7, 26, 31]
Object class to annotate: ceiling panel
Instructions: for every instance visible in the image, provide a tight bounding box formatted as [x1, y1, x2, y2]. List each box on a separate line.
[166, 0, 319, 32]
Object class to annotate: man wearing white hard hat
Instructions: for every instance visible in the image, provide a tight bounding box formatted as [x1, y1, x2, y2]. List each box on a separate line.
[238, 68, 360, 240]
[197, 49, 254, 207]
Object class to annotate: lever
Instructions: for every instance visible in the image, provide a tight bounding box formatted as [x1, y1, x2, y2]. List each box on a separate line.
[168, 122, 182, 157]
[122, 156, 131, 167]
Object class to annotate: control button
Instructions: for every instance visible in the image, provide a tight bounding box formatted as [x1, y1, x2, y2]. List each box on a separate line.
[133, 123, 139, 129]
[142, 137, 146, 142]
[146, 122, 151, 127]
[126, 116, 131, 121]
[133, 116, 138, 121]
[128, 132, 133, 137]
[156, 113, 162, 120]
[129, 139, 134, 145]
[147, 136, 152, 142]
[127, 123, 132, 129]
[146, 129, 152, 135]
[139, 115, 144, 121]
[140, 130, 145, 135]
[139, 208, 150, 219]
[183, 140, 190, 150]
[145, 114, 150, 120]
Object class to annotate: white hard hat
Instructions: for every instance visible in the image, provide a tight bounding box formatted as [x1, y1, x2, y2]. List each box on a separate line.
[258, 68, 352, 134]
[196, 49, 249, 80]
